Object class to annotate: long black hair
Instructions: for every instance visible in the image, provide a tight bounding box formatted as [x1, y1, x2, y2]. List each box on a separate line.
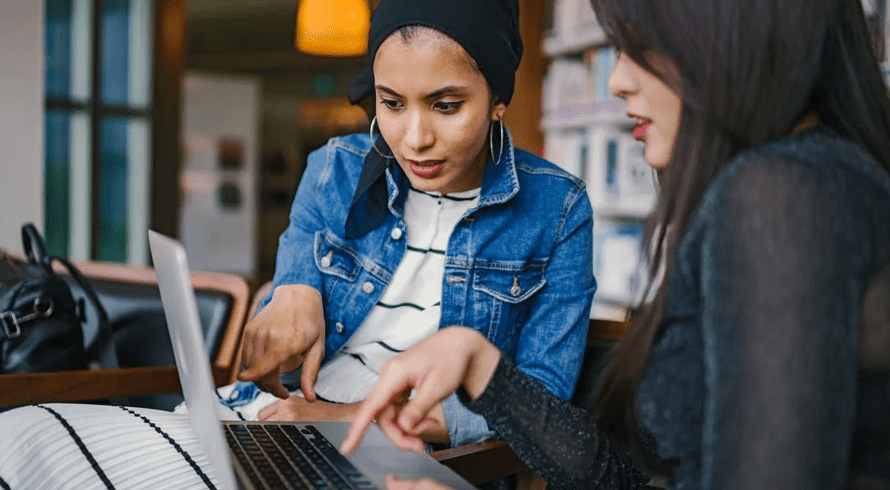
[586, 0, 890, 467]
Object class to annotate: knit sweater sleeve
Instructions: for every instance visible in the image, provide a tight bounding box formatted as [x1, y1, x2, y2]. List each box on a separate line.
[461, 356, 648, 490]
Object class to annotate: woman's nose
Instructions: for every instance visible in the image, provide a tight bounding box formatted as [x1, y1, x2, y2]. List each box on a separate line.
[404, 110, 435, 152]
[608, 53, 635, 99]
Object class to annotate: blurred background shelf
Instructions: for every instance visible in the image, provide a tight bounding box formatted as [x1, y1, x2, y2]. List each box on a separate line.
[541, 0, 655, 320]
[542, 23, 607, 56]
[541, 99, 628, 130]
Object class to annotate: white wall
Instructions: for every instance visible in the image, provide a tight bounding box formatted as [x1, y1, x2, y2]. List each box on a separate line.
[180, 72, 260, 277]
[0, 1, 44, 252]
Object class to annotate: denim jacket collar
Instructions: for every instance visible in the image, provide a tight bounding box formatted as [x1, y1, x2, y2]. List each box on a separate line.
[344, 128, 519, 239]
[477, 126, 519, 207]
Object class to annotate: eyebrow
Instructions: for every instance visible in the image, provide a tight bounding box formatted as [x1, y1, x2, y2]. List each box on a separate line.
[375, 84, 469, 99]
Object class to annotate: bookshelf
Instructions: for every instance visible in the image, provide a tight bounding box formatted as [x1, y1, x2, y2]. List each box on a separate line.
[541, 0, 657, 321]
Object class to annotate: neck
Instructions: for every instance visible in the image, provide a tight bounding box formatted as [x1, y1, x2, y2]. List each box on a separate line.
[792, 111, 821, 135]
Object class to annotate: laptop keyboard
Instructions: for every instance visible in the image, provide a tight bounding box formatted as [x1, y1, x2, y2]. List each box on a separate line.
[225, 424, 377, 490]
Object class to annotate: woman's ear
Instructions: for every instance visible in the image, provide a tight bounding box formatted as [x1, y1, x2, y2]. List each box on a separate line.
[490, 100, 507, 122]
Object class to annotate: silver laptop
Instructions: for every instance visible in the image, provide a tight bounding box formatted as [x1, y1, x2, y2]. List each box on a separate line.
[148, 230, 476, 490]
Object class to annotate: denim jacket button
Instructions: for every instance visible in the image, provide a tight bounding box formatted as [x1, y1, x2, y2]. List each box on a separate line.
[335, 322, 345, 334]
[390, 228, 403, 240]
[320, 250, 333, 268]
[362, 281, 375, 294]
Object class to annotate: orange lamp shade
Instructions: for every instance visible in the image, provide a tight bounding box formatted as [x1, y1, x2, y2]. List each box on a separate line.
[296, 0, 370, 57]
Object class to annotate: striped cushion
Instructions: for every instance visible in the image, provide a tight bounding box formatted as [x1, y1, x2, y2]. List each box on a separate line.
[0, 404, 222, 490]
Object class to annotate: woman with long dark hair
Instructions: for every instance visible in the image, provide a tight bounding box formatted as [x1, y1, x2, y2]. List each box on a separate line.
[344, 0, 890, 488]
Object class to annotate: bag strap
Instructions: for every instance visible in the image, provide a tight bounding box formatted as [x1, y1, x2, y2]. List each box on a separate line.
[17, 223, 117, 369]
[21, 223, 51, 271]
[51, 256, 118, 369]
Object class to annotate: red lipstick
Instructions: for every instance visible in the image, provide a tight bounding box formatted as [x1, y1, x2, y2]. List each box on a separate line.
[632, 121, 651, 141]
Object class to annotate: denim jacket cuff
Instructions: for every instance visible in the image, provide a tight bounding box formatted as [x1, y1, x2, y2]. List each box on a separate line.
[442, 392, 497, 447]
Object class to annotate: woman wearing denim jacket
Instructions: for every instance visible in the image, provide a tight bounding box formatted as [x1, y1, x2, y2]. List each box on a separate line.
[232, 0, 596, 448]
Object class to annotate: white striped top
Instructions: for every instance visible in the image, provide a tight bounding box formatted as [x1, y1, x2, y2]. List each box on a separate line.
[314, 186, 480, 404]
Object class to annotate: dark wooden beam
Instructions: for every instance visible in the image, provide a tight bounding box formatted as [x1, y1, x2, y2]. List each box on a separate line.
[151, 0, 186, 240]
[506, 0, 547, 156]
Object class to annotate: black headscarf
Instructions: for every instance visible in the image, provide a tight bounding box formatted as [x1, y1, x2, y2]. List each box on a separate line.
[347, 0, 523, 106]
[344, 0, 522, 239]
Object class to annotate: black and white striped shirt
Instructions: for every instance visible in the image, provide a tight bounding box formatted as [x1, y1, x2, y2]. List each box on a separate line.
[314, 186, 480, 403]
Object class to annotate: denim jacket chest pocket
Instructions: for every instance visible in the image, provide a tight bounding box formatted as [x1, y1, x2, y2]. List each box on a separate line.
[314, 231, 362, 280]
[314, 230, 378, 329]
[470, 262, 547, 356]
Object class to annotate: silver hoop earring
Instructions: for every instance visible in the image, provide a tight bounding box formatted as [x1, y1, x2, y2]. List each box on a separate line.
[489, 120, 505, 165]
[369, 116, 395, 159]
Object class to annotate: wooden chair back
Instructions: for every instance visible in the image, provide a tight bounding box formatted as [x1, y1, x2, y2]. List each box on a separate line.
[248, 280, 273, 321]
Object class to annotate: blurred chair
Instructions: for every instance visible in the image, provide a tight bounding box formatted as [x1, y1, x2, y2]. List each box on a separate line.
[0, 260, 251, 410]
[432, 440, 542, 490]
[229, 279, 274, 371]
[587, 318, 629, 343]
[572, 318, 627, 409]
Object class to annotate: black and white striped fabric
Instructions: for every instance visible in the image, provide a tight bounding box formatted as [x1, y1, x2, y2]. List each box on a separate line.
[314, 187, 480, 404]
[0, 403, 223, 490]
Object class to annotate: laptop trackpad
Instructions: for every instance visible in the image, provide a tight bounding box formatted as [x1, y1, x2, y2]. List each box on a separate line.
[312, 422, 477, 490]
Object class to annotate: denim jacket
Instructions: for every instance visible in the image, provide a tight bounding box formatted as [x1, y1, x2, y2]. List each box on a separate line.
[265, 130, 596, 446]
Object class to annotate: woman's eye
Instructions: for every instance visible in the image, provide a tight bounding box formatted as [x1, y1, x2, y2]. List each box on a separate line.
[381, 99, 403, 110]
[434, 101, 463, 113]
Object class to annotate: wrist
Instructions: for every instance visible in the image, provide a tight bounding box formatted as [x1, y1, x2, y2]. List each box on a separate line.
[343, 402, 360, 417]
[272, 284, 321, 304]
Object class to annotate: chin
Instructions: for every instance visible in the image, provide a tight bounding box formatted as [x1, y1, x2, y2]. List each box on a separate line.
[645, 149, 669, 169]
[407, 178, 442, 193]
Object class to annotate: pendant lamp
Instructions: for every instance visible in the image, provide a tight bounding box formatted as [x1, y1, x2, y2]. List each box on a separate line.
[295, 0, 370, 57]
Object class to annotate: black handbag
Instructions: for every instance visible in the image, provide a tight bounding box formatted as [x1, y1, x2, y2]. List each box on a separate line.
[0, 223, 114, 374]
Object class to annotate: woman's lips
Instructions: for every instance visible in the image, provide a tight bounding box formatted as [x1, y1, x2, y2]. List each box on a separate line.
[632, 121, 652, 140]
[407, 160, 445, 179]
